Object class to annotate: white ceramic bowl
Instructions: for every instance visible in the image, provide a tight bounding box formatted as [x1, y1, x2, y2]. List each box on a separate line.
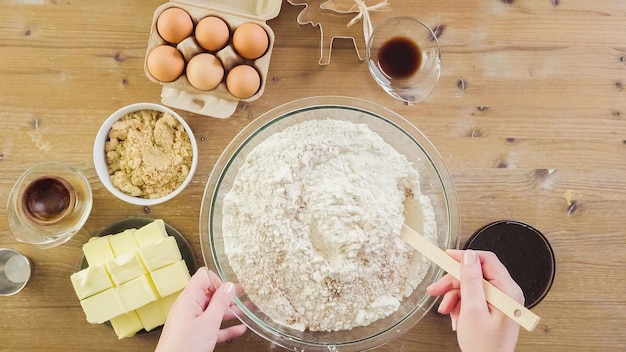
[93, 103, 198, 206]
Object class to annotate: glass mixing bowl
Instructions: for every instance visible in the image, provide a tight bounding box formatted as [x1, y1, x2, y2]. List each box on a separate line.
[200, 96, 459, 351]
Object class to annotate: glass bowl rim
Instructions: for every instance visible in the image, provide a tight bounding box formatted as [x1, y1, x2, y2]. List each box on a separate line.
[199, 95, 460, 351]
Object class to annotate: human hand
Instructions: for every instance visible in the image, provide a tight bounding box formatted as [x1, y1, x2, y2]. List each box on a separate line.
[427, 249, 524, 352]
[155, 267, 247, 352]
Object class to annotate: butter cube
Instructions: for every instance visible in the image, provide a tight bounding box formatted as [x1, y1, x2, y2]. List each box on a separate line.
[80, 288, 125, 324]
[136, 291, 182, 332]
[139, 236, 181, 271]
[160, 291, 181, 318]
[111, 311, 144, 339]
[136, 299, 167, 332]
[70, 264, 113, 300]
[134, 219, 168, 246]
[109, 229, 139, 257]
[118, 275, 158, 312]
[82, 236, 114, 266]
[150, 260, 191, 297]
[105, 252, 146, 286]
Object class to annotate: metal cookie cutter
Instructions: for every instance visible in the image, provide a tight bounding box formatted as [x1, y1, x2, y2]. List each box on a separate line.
[287, 0, 390, 65]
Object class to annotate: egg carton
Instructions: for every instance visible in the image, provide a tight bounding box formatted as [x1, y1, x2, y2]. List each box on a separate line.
[145, 0, 282, 118]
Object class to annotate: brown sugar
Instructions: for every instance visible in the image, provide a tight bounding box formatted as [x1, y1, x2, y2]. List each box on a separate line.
[105, 110, 193, 199]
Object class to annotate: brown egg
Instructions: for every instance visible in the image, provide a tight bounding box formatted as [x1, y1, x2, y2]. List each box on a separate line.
[226, 65, 261, 99]
[186, 53, 224, 91]
[146, 45, 185, 82]
[232, 23, 269, 60]
[156, 7, 193, 44]
[195, 16, 230, 52]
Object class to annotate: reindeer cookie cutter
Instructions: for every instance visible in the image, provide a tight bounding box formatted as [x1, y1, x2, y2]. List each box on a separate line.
[287, 0, 390, 65]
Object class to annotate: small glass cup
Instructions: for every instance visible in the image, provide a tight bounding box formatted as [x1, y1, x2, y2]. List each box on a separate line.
[367, 17, 441, 104]
[6, 161, 93, 249]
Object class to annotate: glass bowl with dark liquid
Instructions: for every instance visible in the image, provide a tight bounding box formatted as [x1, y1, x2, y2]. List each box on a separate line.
[7, 161, 93, 249]
[366, 17, 441, 104]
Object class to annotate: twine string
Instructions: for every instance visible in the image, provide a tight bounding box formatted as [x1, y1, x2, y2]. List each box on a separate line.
[346, 0, 390, 41]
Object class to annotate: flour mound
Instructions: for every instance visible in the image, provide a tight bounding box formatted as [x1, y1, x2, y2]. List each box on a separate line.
[222, 119, 436, 332]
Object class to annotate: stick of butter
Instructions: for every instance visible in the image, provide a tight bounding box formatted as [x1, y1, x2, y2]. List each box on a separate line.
[82, 236, 114, 266]
[111, 311, 144, 339]
[134, 219, 168, 246]
[70, 264, 113, 300]
[109, 229, 139, 257]
[72, 219, 192, 338]
[160, 290, 180, 315]
[135, 290, 183, 332]
[136, 298, 166, 332]
[139, 236, 182, 271]
[118, 275, 159, 312]
[80, 288, 125, 324]
[150, 260, 191, 297]
[106, 252, 146, 286]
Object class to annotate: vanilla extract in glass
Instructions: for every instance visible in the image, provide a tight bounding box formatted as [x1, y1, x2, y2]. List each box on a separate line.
[7, 162, 93, 249]
[378, 36, 422, 79]
[22, 176, 76, 226]
[367, 17, 441, 103]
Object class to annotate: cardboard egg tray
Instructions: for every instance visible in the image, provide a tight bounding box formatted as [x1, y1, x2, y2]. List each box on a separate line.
[145, 0, 282, 118]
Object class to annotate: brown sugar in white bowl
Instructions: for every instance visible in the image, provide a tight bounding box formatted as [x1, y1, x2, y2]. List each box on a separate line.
[93, 103, 198, 206]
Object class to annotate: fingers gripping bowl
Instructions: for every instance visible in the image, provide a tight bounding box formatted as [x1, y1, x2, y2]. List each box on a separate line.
[200, 96, 460, 351]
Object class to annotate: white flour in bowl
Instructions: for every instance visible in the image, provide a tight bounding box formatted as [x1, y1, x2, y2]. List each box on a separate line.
[222, 119, 437, 332]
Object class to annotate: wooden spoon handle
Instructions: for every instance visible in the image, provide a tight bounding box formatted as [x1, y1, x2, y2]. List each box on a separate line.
[400, 224, 540, 332]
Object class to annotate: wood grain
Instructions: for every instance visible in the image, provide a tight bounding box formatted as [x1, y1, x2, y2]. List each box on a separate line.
[1, 1, 625, 351]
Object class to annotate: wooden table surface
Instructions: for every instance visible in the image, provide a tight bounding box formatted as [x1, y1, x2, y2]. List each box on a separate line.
[1, 1, 625, 351]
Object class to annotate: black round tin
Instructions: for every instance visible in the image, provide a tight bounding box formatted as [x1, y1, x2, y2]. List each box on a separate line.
[464, 220, 555, 309]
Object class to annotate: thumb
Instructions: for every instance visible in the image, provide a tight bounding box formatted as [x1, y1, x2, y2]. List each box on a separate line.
[200, 282, 237, 331]
[459, 249, 489, 317]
